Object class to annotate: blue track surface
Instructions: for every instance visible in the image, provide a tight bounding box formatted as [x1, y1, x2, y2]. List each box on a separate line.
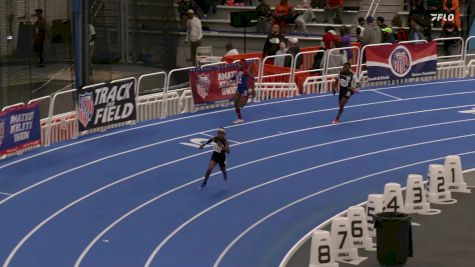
[1, 79, 475, 267]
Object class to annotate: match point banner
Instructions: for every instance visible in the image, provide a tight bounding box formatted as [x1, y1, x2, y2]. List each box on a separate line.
[0, 102, 41, 156]
[77, 78, 137, 132]
[189, 63, 252, 106]
[366, 41, 437, 82]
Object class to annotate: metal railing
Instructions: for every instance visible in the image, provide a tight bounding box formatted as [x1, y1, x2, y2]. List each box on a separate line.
[2, 39, 475, 160]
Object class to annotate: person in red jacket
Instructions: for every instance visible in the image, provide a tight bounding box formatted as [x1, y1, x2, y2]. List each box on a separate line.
[274, 0, 292, 33]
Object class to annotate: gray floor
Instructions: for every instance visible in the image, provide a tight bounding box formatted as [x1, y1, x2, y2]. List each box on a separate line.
[287, 172, 475, 267]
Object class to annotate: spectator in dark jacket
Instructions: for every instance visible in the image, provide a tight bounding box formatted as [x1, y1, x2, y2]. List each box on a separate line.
[377, 16, 394, 43]
[284, 37, 303, 68]
[441, 21, 459, 55]
[262, 24, 286, 59]
[408, 16, 425, 40]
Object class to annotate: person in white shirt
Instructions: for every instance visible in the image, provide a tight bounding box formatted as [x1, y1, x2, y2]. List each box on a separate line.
[274, 41, 288, 67]
[224, 43, 239, 56]
[185, 9, 203, 66]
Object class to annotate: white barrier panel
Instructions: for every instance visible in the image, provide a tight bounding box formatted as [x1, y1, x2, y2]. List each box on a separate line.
[444, 155, 471, 193]
[427, 164, 457, 204]
[136, 91, 181, 122]
[254, 82, 299, 101]
[330, 217, 359, 262]
[303, 75, 337, 95]
[366, 194, 383, 238]
[41, 112, 78, 146]
[382, 183, 406, 213]
[309, 230, 338, 267]
[405, 174, 431, 213]
[346, 206, 373, 250]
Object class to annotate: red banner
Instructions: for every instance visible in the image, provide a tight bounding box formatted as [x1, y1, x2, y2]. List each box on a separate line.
[189, 63, 251, 106]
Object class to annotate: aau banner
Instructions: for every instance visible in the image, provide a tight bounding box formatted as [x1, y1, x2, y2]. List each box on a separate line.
[366, 42, 437, 82]
[189, 63, 254, 106]
[0, 102, 41, 156]
[77, 78, 137, 131]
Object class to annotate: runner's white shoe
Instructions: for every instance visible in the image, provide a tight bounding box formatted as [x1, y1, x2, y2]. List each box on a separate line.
[233, 119, 244, 124]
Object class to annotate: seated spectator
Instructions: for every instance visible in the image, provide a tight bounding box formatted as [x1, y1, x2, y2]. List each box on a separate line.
[408, 16, 425, 40]
[274, 41, 288, 67]
[256, 0, 273, 34]
[340, 26, 353, 61]
[324, 0, 344, 24]
[284, 37, 303, 68]
[443, 0, 461, 30]
[224, 43, 239, 56]
[262, 24, 286, 61]
[356, 17, 365, 43]
[377, 16, 394, 43]
[274, 0, 292, 33]
[392, 14, 408, 42]
[311, 0, 326, 9]
[427, 0, 443, 27]
[294, 8, 316, 34]
[196, 0, 211, 18]
[362, 16, 381, 45]
[179, 0, 203, 19]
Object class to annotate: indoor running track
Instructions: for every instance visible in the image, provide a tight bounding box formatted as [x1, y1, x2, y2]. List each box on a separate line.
[1, 78, 475, 267]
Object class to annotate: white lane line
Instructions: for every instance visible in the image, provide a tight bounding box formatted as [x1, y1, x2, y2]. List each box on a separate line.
[3, 94, 473, 206]
[213, 150, 475, 267]
[0, 192, 12, 196]
[2, 77, 475, 170]
[143, 134, 475, 267]
[4, 106, 475, 266]
[73, 117, 475, 267]
[371, 90, 402, 100]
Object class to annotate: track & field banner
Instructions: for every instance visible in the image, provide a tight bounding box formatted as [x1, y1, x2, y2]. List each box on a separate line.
[366, 41, 437, 82]
[77, 78, 137, 131]
[0, 102, 41, 156]
[189, 63, 254, 106]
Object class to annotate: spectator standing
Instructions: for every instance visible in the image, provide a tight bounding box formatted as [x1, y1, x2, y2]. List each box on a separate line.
[392, 14, 408, 42]
[262, 24, 286, 61]
[322, 26, 338, 49]
[441, 21, 459, 55]
[274, 0, 292, 33]
[284, 37, 302, 68]
[377, 16, 394, 43]
[443, 0, 461, 30]
[294, 8, 316, 34]
[185, 9, 203, 66]
[427, 0, 443, 27]
[256, 0, 273, 34]
[362, 16, 381, 45]
[340, 26, 353, 61]
[324, 0, 344, 24]
[34, 8, 47, 67]
[274, 41, 288, 67]
[356, 17, 365, 43]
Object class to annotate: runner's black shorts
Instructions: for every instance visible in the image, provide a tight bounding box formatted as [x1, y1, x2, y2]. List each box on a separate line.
[339, 87, 353, 100]
[211, 152, 226, 168]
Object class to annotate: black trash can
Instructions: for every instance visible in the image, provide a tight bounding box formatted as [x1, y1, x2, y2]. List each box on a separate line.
[374, 212, 413, 267]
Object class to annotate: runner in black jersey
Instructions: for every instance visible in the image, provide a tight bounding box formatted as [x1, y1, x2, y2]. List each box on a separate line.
[332, 62, 360, 124]
[198, 128, 230, 190]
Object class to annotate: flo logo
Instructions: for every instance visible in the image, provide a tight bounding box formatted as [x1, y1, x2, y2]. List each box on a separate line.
[430, 13, 455, 22]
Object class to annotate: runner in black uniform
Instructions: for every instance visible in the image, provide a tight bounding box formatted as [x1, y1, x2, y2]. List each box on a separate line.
[198, 128, 230, 190]
[332, 62, 360, 124]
